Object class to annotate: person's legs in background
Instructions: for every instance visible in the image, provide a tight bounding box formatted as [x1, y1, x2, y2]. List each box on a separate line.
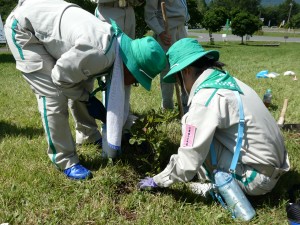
[157, 25, 189, 111]
[174, 25, 189, 113]
[157, 32, 174, 110]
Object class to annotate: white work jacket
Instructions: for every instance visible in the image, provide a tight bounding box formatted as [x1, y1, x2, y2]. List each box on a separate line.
[8, 0, 116, 101]
[153, 69, 290, 187]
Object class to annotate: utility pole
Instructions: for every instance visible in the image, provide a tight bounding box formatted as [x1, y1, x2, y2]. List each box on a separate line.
[287, 1, 293, 25]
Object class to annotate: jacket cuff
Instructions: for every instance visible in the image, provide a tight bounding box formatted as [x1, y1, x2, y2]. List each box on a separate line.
[153, 167, 175, 188]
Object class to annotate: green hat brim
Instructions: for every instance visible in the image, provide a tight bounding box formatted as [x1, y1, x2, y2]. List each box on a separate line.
[163, 50, 219, 83]
[120, 33, 152, 91]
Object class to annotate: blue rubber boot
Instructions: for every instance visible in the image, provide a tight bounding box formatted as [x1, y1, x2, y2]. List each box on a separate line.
[63, 164, 92, 180]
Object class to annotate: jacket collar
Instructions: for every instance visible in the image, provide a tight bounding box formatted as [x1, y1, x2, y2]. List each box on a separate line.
[188, 68, 215, 106]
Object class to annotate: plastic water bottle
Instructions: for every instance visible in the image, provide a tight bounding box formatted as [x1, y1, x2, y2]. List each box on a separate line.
[214, 170, 256, 221]
[287, 203, 300, 225]
[263, 89, 272, 108]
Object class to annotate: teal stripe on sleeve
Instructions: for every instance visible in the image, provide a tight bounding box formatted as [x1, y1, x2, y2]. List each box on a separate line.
[42, 97, 58, 167]
[11, 19, 25, 60]
[95, 7, 99, 17]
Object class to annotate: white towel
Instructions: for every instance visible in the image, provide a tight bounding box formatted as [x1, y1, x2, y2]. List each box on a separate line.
[105, 35, 130, 151]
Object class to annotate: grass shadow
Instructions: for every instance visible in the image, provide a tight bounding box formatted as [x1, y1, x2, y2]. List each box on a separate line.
[0, 53, 15, 63]
[163, 185, 214, 205]
[0, 120, 44, 141]
[119, 110, 180, 176]
[141, 184, 214, 206]
[144, 170, 300, 211]
[201, 44, 223, 49]
[269, 103, 279, 111]
[79, 153, 110, 171]
[248, 170, 300, 209]
[121, 136, 179, 177]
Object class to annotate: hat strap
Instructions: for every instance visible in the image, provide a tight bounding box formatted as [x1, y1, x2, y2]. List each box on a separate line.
[139, 69, 153, 80]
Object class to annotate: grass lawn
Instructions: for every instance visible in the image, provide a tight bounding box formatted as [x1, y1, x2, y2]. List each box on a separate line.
[0, 41, 299, 224]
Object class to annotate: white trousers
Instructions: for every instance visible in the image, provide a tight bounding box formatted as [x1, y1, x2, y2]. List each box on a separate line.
[5, 14, 101, 170]
[26, 73, 101, 171]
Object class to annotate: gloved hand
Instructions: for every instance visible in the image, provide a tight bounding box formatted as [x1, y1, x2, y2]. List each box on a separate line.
[86, 95, 106, 123]
[138, 177, 158, 190]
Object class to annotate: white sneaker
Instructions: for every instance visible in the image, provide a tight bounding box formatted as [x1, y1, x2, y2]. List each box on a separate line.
[189, 182, 213, 197]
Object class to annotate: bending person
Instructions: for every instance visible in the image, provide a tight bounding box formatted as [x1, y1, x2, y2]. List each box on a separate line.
[138, 38, 290, 197]
[5, 0, 166, 180]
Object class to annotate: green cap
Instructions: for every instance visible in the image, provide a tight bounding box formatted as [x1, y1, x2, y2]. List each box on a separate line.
[163, 38, 220, 83]
[120, 33, 167, 91]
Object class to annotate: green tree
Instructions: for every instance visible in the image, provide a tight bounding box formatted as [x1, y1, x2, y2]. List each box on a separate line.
[196, 0, 208, 12]
[277, 0, 300, 27]
[65, 0, 97, 14]
[289, 12, 300, 28]
[134, 3, 148, 38]
[0, 0, 17, 21]
[210, 0, 261, 16]
[231, 11, 263, 44]
[65, 0, 96, 13]
[201, 7, 227, 44]
[261, 5, 281, 27]
[187, 0, 203, 29]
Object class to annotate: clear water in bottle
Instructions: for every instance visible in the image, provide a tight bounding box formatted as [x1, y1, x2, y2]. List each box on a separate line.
[263, 89, 272, 108]
[214, 170, 256, 221]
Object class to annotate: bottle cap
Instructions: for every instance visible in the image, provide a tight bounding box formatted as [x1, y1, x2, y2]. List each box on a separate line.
[214, 171, 233, 187]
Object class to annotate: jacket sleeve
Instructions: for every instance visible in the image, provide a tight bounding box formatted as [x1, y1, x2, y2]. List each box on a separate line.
[51, 38, 110, 101]
[144, 0, 164, 35]
[153, 103, 219, 187]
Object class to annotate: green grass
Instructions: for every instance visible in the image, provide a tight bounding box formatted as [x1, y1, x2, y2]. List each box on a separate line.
[0, 41, 299, 224]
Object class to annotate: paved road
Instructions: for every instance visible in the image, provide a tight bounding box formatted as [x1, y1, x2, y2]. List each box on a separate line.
[188, 31, 300, 43]
[0, 45, 9, 52]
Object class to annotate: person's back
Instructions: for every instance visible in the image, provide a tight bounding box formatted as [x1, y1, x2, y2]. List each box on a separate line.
[13, 0, 114, 61]
[234, 78, 287, 168]
[190, 71, 288, 170]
